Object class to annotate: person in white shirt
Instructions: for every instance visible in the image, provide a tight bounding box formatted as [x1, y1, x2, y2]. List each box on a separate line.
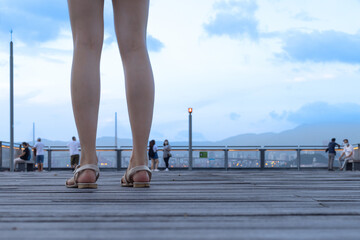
[67, 136, 80, 170]
[339, 139, 354, 171]
[33, 138, 45, 172]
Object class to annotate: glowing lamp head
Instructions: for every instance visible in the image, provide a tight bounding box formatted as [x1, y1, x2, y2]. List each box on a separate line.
[188, 108, 193, 113]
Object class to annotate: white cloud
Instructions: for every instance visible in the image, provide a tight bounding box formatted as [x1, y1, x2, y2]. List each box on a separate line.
[1, 0, 360, 143]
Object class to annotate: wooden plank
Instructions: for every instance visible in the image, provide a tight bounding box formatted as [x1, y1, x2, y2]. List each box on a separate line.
[1, 170, 360, 239]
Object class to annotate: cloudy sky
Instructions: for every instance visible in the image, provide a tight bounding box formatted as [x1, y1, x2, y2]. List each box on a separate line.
[1, 0, 360, 143]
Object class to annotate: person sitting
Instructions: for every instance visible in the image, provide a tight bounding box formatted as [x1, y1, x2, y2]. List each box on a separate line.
[14, 142, 31, 170]
[338, 139, 354, 171]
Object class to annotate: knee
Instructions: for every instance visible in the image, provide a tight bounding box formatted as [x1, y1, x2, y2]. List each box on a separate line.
[118, 37, 147, 58]
[74, 35, 103, 52]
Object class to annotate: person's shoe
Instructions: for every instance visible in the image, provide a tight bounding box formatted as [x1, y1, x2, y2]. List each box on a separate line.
[121, 165, 152, 188]
[165, 168, 169, 171]
[65, 164, 100, 189]
[154, 169, 160, 172]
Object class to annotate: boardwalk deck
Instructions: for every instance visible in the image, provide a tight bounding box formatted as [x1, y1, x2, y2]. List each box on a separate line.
[1, 170, 360, 240]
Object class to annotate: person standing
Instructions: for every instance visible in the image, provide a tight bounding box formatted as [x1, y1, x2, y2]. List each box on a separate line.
[163, 139, 172, 171]
[149, 140, 159, 171]
[338, 139, 354, 171]
[325, 138, 340, 171]
[14, 142, 31, 170]
[33, 138, 45, 172]
[67, 136, 80, 170]
[65, 1, 154, 189]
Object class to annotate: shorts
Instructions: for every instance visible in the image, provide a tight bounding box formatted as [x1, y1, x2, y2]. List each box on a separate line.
[153, 152, 159, 160]
[36, 155, 44, 164]
[71, 154, 80, 166]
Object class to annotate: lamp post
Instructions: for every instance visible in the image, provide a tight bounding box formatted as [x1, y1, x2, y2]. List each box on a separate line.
[115, 112, 118, 148]
[33, 122, 35, 146]
[9, 30, 14, 172]
[188, 107, 193, 170]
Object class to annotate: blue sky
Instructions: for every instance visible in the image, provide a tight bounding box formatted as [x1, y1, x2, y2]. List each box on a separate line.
[1, 0, 360, 143]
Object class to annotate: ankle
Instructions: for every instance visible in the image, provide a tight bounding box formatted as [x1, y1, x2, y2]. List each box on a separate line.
[129, 155, 147, 168]
[80, 154, 98, 165]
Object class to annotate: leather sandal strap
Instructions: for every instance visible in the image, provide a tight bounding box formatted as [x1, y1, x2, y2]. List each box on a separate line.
[74, 164, 100, 184]
[122, 170, 130, 184]
[126, 165, 152, 183]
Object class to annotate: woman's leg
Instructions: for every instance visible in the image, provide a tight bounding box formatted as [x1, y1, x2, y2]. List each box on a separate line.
[155, 159, 159, 170]
[151, 159, 155, 170]
[67, 0, 104, 184]
[164, 157, 169, 168]
[112, 0, 154, 182]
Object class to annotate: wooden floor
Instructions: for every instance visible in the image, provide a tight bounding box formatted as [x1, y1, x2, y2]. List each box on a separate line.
[1, 170, 360, 240]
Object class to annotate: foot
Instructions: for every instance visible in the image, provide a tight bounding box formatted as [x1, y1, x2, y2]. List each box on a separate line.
[165, 168, 169, 171]
[66, 169, 97, 186]
[154, 169, 160, 172]
[121, 167, 150, 185]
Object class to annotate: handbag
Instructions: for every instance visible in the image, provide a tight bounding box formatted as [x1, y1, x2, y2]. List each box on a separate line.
[168, 153, 172, 157]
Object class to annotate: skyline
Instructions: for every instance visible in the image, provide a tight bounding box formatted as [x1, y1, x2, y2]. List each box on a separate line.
[1, 0, 360, 143]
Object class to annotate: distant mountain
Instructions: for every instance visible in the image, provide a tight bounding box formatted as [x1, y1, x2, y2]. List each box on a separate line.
[19, 123, 360, 147]
[30, 137, 133, 147]
[218, 123, 360, 146]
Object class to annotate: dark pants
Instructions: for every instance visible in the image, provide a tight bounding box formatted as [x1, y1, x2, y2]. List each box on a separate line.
[164, 157, 170, 168]
[71, 154, 80, 166]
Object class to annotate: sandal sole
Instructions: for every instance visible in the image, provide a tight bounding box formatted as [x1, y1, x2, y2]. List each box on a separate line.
[121, 184, 134, 187]
[133, 182, 150, 188]
[78, 183, 98, 189]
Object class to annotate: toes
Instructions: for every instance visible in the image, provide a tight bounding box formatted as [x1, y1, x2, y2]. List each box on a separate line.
[66, 177, 75, 186]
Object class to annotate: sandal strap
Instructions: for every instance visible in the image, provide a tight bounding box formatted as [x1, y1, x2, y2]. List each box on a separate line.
[122, 169, 130, 185]
[125, 165, 152, 183]
[74, 164, 100, 184]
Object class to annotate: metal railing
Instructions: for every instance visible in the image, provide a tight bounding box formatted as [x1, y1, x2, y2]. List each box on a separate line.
[1, 141, 359, 171]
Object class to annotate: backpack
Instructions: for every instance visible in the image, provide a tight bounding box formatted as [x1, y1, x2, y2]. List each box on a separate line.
[148, 147, 155, 159]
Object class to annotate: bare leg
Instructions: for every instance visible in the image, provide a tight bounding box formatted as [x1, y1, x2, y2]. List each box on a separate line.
[112, 0, 154, 182]
[155, 159, 159, 170]
[67, 0, 104, 184]
[151, 159, 155, 170]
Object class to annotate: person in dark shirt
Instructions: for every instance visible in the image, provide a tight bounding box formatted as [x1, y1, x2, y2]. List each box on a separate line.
[14, 142, 31, 170]
[325, 138, 341, 171]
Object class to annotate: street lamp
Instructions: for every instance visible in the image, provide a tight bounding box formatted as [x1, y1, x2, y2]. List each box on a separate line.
[188, 108, 192, 170]
[115, 112, 118, 148]
[9, 30, 14, 172]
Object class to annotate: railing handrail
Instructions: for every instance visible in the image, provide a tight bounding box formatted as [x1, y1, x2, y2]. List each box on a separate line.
[2, 142, 360, 171]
